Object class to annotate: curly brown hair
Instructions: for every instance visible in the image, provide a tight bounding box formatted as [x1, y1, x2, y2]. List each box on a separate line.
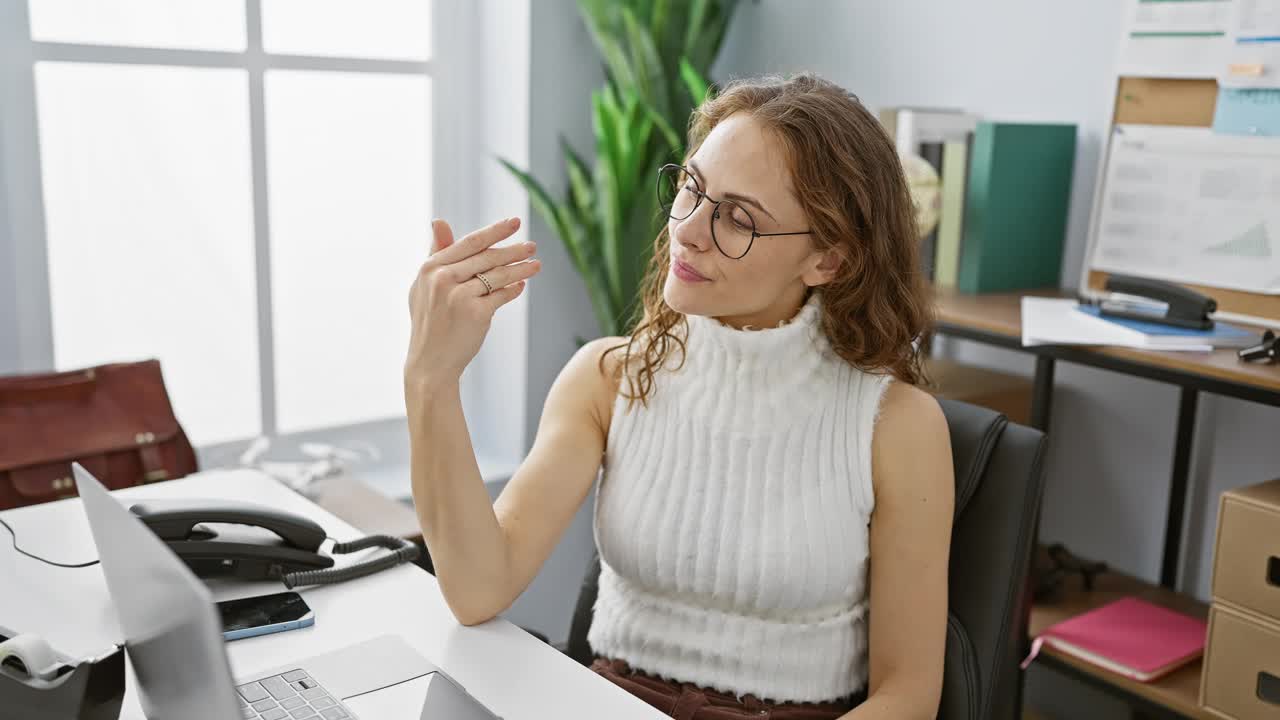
[604, 72, 933, 406]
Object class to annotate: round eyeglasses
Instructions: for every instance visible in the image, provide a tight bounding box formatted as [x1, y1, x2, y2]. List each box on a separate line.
[656, 163, 811, 259]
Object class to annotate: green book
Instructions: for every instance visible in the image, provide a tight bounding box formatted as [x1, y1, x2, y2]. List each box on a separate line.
[933, 138, 969, 288]
[958, 122, 1076, 293]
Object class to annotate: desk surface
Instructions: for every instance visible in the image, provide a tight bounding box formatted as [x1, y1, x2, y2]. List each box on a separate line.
[934, 287, 1280, 397]
[0, 470, 662, 720]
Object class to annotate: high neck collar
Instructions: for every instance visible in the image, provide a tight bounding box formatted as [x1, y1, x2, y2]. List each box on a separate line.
[659, 291, 835, 428]
[684, 291, 827, 361]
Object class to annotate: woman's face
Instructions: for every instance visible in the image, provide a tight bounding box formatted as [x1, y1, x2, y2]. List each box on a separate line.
[663, 113, 837, 329]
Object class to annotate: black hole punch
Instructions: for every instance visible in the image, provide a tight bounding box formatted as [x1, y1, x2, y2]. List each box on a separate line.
[1238, 330, 1278, 363]
[1257, 671, 1280, 705]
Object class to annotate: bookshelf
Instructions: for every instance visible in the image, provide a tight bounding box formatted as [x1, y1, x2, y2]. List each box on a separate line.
[932, 287, 1280, 718]
[1029, 547, 1214, 720]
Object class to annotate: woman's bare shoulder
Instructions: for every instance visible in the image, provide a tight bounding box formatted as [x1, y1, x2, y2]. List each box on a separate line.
[878, 378, 945, 430]
[872, 378, 953, 503]
[553, 335, 629, 433]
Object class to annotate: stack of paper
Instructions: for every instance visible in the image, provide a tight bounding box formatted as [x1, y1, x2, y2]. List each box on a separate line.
[1021, 297, 1213, 351]
[1075, 305, 1259, 349]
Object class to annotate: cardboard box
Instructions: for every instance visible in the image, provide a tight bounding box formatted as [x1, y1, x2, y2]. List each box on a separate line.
[1200, 603, 1280, 719]
[1212, 478, 1280, 621]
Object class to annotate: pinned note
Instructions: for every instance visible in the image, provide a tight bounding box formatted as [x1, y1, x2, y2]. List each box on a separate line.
[1221, 0, 1280, 88]
[1120, 0, 1231, 78]
[1213, 87, 1280, 136]
[1228, 62, 1268, 77]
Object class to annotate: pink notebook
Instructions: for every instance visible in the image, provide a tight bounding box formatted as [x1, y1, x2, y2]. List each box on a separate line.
[1022, 596, 1207, 682]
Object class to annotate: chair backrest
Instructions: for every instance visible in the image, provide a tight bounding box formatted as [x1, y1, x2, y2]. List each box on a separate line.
[564, 398, 1047, 720]
[936, 399, 1046, 720]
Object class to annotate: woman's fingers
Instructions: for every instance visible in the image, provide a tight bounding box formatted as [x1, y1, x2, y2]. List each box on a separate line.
[450, 241, 537, 281]
[432, 217, 521, 265]
[467, 258, 541, 297]
[481, 280, 527, 311]
[429, 218, 455, 255]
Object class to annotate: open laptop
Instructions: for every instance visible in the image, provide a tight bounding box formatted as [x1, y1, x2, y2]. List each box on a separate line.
[72, 463, 501, 720]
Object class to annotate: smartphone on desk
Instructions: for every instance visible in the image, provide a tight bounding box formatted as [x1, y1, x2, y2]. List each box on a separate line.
[216, 591, 314, 641]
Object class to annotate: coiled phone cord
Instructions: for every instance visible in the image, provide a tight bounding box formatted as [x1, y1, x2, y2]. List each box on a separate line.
[281, 534, 420, 589]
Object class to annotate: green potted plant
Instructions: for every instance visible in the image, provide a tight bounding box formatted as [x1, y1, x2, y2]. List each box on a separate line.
[501, 0, 739, 337]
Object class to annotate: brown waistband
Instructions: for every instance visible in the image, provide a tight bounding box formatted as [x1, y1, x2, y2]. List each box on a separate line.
[590, 657, 861, 720]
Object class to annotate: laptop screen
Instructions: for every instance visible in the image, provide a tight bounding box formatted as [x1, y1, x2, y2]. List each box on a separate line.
[74, 463, 242, 720]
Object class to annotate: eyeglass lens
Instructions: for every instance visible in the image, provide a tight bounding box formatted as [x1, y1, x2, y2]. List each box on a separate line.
[657, 164, 757, 259]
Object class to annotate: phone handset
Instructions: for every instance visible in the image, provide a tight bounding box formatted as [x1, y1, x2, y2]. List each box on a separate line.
[129, 499, 420, 587]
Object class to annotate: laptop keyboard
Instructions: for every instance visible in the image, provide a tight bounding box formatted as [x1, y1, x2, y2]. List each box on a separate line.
[236, 669, 355, 720]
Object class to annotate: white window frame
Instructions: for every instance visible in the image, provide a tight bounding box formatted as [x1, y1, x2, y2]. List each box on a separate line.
[0, 0, 504, 497]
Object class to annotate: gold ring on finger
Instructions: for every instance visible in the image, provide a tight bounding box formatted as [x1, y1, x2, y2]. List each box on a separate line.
[475, 272, 494, 295]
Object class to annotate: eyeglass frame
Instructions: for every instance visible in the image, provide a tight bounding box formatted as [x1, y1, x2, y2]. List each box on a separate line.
[656, 163, 812, 259]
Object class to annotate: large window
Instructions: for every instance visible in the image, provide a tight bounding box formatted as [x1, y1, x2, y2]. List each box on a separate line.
[9, 0, 432, 451]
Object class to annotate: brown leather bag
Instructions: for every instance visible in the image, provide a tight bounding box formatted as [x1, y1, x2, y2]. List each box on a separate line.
[0, 359, 198, 509]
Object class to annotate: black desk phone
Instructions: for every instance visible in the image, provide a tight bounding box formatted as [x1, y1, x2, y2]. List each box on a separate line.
[129, 499, 420, 588]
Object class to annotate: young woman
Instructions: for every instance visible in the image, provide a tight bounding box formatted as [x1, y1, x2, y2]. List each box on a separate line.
[404, 73, 954, 720]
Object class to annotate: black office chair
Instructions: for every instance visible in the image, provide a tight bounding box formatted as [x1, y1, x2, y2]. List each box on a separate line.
[561, 398, 1048, 720]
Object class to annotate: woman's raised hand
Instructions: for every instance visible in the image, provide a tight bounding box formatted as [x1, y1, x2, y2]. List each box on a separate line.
[404, 217, 541, 398]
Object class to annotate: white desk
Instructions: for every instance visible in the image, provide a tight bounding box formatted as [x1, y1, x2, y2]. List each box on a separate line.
[0, 469, 662, 719]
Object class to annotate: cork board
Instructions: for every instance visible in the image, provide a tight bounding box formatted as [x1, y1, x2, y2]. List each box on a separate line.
[1112, 77, 1219, 126]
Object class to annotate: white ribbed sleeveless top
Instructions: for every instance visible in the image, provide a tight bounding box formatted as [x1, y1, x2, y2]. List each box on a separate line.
[588, 292, 892, 703]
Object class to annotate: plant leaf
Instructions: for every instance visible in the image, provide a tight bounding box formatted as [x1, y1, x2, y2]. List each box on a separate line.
[576, 0, 621, 56]
[697, 0, 737, 71]
[649, 0, 670, 47]
[596, 160, 622, 314]
[641, 96, 682, 155]
[562, 210, 618, 334]
[526, 0, 743, 336]
[678, 57, 710, 106]
[594, 88, 624, 198]
[579, 0, 640, 92]
[621, 6, 669, 119]
[683, 0, 712, 63]
[683, 0, 736, 72]
[707, 1, 737, 60]
[561, 138, 596, 221]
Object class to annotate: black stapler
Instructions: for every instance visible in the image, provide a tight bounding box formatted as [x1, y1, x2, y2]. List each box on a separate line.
[1098, 275, 1216, 331]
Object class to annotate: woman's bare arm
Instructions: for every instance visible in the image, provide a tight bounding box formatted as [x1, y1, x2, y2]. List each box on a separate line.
[409, 336, 621, 626]
[843, 381, 955, 719]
